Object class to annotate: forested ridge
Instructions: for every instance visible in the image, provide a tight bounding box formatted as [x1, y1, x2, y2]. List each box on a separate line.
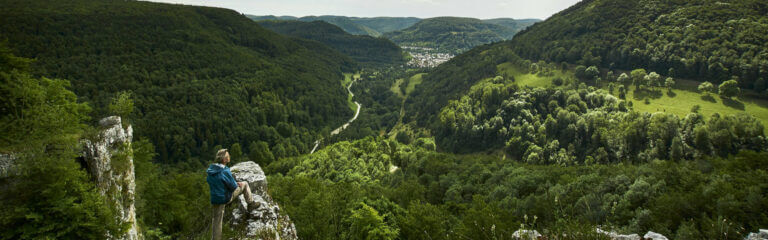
[507, 0, 768, 93]
[0, 0, 357, 164]
[256, 20, 407, 68]
[384, 17, 519, 53]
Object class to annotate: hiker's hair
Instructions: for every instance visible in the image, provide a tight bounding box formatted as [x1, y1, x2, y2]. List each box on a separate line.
[215, 149, 229, 163]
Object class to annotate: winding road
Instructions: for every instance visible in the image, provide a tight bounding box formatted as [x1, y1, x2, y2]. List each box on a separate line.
[310, 76, 361, 154]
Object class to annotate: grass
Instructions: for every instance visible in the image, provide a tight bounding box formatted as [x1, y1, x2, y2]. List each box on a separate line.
[390, 73, 425, 99]
[494, 62, 768, 128]
[389, 73, 427, 137]
[497, 62, 575, 88]
[617, 80, 768, 128]
[391, 78, 405, 98]
[404, 73, 424, 96]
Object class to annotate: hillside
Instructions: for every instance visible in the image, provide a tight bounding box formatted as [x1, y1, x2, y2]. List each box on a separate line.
[508, 0, 768, 92]
[297, 16, 382, 36]
[349, 16, 422, 33]
[0, 0, 357, 163]
[384, 17, 517, 53]
[257, 20, 407, 68]
[483, 18, 540, 37]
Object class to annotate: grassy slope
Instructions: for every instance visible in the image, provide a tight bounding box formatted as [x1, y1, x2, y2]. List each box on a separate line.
[497, 62, 574, 88]
[623, 80, 768, 128]
[497, 61, 768, 127]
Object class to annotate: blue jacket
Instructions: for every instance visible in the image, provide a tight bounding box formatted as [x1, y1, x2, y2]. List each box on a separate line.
[206, 164, 238, 204]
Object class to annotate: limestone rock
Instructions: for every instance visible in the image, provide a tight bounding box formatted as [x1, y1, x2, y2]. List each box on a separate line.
[0, 153, 16, 177]
[512, 229, 542, 239]
[745, 229, 768, 240]
[229, 161, 298, 240]
[643, 231, 668, 240]
[82, 116, 139, 240]
[596, 228, 641, 240]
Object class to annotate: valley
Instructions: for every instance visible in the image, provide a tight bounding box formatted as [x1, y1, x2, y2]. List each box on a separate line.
[2, 0, 768, 239]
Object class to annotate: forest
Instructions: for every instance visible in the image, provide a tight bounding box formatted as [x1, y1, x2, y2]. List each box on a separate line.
[256, 20, 407, 68]
[1, 0, 768, 239]
[507, 0, 768, 94]
[0, 0, 358, 165]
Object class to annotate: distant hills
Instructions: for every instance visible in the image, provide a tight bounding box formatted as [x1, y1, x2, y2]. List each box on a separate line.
[247, 15, 540, 52]
[385, 17, 538, 53]
[256, 20, 407, 68]
[247, 15, 420, 36]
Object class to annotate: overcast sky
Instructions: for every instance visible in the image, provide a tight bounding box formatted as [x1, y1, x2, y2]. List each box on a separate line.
[148, 0, 581, 20]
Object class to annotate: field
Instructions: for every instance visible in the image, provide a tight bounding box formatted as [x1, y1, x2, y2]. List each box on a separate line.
[621, 79, 768, 128]
[497, 62, 575, 88]
[390, 73, 425, 98]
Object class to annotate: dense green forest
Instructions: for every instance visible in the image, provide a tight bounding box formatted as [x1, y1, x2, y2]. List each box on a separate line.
[0, 42, 127, 239]
[482, 18, 540, 36]
[507, 0, 768, 94]
[247, 15, 422, 37]
[0, 0, 357, 164]
[249, 15, 382, 36]
[384, 17, 521, 53]
[267, 137, 768, 239]
[256, 20, 407, 68]
[3, 0, 768, 239]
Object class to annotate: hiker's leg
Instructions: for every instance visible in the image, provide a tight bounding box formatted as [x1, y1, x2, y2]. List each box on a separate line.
[228, 184, 244, 203]
[241, 182, 254, 203]
[211, 204, 225, 240]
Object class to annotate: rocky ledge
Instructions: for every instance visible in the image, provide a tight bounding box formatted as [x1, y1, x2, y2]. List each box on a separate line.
[229, 161, 298, 240]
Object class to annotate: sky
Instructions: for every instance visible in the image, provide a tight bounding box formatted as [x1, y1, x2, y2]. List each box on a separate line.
[148, 0, 581, 20]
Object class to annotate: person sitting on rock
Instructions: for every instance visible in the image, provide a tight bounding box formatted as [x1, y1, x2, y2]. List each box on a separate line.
[206, 148, 259, 240]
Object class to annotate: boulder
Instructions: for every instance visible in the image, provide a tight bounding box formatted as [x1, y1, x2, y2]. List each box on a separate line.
[644, 231, 668, 240]
[229, 161, 298, 240]
[512, 229, 542, 239]
[745, 229, 768, 240]
[596, 228, 641, 240]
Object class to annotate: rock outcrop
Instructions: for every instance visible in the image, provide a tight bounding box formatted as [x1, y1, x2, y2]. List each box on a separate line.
[596, 228, 641, 240]
[0, 153, 16, 177]
[82, 116, 140, 240]
[229, 161, 298, 240]
[644, 231, 668, 240]
[512, 229, 542, 239]
[595, 228, 670, 240]
[746, 229, 768, 240]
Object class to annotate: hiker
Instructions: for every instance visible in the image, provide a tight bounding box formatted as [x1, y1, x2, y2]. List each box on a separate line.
[206, 148, 259, 240]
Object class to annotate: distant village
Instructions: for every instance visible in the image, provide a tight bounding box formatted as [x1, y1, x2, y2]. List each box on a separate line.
[402, 46, 455, 68]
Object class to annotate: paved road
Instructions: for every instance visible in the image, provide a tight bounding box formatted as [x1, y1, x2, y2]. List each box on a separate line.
[310, 77, 361, 154]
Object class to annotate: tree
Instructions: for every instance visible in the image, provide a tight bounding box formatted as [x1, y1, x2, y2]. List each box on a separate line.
[617, 73, 629, 86]
[0, 45, 124, 238]
[630, 69, 647, 87]
[645, 72, 661, 88]
[230, 143, 243, 162]
[664, 77, 675, 90]
[698, 82, 715, 95]
[345, 203, 399, 240]
[249, 141, 275, 166]
[109, 91, 134, 120]
[585, 66, 600, 81]
[718, 79, 740, 99]
[574, 65, 588, 80]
